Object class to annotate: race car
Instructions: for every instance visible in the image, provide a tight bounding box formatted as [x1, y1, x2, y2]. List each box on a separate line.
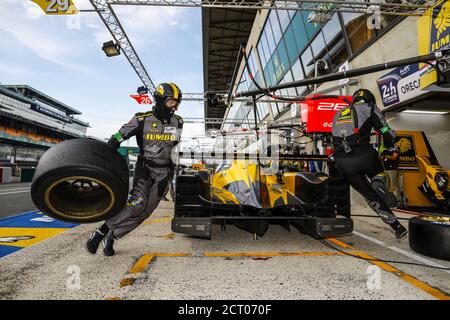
[171, 96, 354, 239]
[171, 155, 353, 239]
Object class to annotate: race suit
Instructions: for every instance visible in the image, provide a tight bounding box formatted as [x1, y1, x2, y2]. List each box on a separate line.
[105, 111, 183, 238]
[331, 102, 399, 225]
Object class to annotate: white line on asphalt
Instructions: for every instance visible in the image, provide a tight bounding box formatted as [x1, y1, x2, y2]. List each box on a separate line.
[0, 190, 30, 196]
[353, 231, 385, 246]
[0, 187, 31, 192]
[352, 231, 450, 275]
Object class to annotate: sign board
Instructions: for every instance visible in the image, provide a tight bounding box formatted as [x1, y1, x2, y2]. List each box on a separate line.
[417, 0, 450, 89]
[299, 95, 351, 133]
[376, 64, 426, 108]
[130, 94, 153, 105]
[31, 0, 78, 15]
[31, 103, 72, 123]
[394, 134, 419, 171]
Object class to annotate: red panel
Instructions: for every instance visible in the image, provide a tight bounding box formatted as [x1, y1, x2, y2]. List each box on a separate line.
[130, 94, 153, 105]
[299, 95, 353, 133]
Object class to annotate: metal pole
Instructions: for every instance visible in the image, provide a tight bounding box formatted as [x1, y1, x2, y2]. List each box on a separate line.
[313, 59, 329, 93]
[235, 50, 449, 98]
[227, 43, 246, 107]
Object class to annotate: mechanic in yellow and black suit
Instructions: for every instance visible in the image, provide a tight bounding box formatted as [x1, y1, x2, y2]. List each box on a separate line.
[86, 83, 183, 256]
[330, 89, 407, 239]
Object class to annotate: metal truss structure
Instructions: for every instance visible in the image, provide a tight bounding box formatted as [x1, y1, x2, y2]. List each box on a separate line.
[89, 0, 433, 102]
[109, 0, 432, 16]
[89, 0, 157, 92]
[183, 117, 246, 124]
[182, 92, 295, 103]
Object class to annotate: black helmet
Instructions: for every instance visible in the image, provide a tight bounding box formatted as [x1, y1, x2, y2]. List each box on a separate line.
[153, 82, 182, 119]
[352, 89, 376, 105]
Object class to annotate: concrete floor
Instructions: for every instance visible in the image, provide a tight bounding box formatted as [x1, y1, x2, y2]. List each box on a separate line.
[0, 201, 449, 300]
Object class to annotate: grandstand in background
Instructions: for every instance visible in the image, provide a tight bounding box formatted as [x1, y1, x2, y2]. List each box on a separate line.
[0, 84, 89, 172]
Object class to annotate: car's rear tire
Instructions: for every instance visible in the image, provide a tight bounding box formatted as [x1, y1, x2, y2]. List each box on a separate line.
[409, 216, 450, 261]
[31, 139, 129, 223]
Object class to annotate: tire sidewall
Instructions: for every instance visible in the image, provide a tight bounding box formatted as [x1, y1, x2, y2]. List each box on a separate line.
[32, 165, 128, 223]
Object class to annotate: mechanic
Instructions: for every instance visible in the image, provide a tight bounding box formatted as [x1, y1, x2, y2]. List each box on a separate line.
[330, 89, 407, 239]
[86, 83, 184, 256]
[161, 164, 175, 201]
[379, 140, 402, 207]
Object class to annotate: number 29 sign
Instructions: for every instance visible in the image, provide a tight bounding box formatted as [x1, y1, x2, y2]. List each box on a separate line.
[31, 0, 78, 15]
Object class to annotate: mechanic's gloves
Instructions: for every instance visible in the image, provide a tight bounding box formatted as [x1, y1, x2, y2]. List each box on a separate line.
[382, 134, 394, 149]
[381, 147, 400, 162]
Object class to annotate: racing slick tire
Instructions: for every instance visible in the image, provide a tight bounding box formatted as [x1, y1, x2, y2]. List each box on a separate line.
[409, 216, 450, 261]
[31, 139, 129, 223]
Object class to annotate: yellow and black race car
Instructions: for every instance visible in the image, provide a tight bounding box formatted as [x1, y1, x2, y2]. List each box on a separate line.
[171, 156, 353, 239]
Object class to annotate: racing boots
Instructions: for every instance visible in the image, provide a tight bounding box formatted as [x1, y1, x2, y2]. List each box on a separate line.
[391, 221, 408, 239]
[86, 227, 107, 254]
[102, 230, 116, 257]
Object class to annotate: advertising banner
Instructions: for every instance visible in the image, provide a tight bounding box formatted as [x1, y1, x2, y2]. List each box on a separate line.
[299, 96, 351, 133]
[31, 103, 72, 123]
[418, 0, 450, 89]
[376, 64, 425, 108]
[394, 134, 419, 171]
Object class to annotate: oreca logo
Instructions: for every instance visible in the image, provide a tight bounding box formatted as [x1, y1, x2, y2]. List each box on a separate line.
[316, 102, 348, 111]
[323, 122, 333, 128]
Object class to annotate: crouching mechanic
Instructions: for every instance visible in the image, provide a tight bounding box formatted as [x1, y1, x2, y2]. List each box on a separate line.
[330, 89, 407, 239]
[86, 83, 183, 256]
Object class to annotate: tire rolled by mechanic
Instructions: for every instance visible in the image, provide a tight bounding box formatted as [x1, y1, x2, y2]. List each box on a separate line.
[31, 139, 129, 223]
[409, 216, 450, 261]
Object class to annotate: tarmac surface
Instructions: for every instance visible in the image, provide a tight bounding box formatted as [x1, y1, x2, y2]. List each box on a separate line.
[0, 183, 34, 218]
[0, 201, 449, 300]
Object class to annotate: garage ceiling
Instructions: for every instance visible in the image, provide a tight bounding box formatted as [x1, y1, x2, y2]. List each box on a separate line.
[202, 5, 256, 129]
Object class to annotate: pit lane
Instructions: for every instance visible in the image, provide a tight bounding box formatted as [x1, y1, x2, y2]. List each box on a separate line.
[0, 201, 449, 300]
[0, 183, 34, 218]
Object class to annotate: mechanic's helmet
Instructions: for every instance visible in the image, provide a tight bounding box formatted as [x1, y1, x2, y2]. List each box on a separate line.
[352, 89, 376, 105]
[153, 82, 182, 118]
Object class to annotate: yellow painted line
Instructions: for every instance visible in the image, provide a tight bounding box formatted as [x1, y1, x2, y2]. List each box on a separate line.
[104, 296, 122, 300]
[154, 253, 192, 257]
[157, 233, 176, 239]
[328, 238, 353, 249]
[355, 251, 450, 300]
[143, 217, 173, 225]
[119, 278, 136, 288]
[329, 238, 450, 300]
[203, 251, 344, 257]
[129, 254, 155, 274]
[0, 227, 68, 247]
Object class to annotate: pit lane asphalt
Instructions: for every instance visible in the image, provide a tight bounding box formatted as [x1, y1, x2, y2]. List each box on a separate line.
[0, 202, 449, 300]
[0, 183, 34, 218]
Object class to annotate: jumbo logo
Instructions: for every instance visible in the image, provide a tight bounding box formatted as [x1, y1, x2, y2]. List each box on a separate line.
[395, 136, 418, 170]
[396, 138, 413, 153]
[145, 133, 176, 141]
[430, 0, 450, 52]
[156, 85, 165, 96]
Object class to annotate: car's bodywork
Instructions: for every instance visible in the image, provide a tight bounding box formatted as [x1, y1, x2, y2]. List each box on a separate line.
[172, 158, 353, 239]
